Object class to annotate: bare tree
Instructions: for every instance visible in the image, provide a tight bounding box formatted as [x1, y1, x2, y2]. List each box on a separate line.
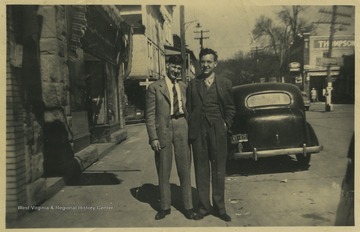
[252, 6, 315, 75]
[278, 6, 315, 40]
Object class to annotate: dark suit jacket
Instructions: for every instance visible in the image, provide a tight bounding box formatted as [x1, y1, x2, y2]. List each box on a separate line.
[187, 74, 235, 141]
[145, 78, 188, 145]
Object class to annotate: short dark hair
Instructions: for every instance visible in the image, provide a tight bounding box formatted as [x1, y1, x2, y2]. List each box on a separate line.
[168, 56, 183, 65]
[199, 48, 218, 61]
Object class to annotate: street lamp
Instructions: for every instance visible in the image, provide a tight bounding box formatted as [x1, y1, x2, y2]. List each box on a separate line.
[184, 20, 198, 31]
[194, 23, 209, 50]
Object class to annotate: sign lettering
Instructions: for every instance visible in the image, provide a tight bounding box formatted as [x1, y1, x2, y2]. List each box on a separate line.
[314, 39, 354, 49]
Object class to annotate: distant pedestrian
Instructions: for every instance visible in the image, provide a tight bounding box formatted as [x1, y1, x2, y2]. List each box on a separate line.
[311, 88, 318, 102]
[145, 56, 195, 220]
[187, 48, 235, 222]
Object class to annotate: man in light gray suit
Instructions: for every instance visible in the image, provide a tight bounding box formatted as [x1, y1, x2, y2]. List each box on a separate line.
[145, 56, 195, 220]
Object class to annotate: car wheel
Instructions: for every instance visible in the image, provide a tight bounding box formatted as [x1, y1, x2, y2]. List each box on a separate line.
[305, 106, 309, 111]
[296, 153, 311, 166]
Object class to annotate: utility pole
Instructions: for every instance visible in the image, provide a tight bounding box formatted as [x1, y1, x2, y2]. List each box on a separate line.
[180, 6, 187, 83]
[194, 23, 209, 50]
[317, 6, 351, 111]
[325, 6, 337, 111]
[254, 46, 259, 81]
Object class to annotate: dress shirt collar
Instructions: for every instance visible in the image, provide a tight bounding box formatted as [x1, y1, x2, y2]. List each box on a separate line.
[204, 72, 215, 87]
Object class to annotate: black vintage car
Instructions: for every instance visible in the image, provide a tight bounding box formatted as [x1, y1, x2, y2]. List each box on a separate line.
[229, 83, 323, 166]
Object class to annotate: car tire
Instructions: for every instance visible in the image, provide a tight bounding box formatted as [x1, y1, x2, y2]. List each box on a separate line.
[305, 106, 309, 111]
[296, 153, 311, 166]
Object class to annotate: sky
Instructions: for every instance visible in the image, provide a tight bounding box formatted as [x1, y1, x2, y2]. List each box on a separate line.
[171, 1, 355, 61]
[172, 2, 278, 60]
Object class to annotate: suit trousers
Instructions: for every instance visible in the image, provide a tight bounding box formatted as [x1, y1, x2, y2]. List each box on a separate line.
[192, 118, 228, 215]
[155, 117, 193, 210]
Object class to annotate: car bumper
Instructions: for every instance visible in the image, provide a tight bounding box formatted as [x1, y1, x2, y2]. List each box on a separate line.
[231, 144, 323, 161]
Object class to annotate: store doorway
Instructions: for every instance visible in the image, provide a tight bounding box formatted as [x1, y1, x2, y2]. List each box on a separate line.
[310, 76, 326, 102]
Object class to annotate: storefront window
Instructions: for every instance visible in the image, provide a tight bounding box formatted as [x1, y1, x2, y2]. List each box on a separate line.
[84, 58, 106, 126]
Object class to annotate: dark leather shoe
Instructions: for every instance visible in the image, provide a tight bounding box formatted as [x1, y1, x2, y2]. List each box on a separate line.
[193, 212, 210, 220]
[219, 213, 231, 222]
[184, 209, 196, 219]
[155, 209, 171, 220]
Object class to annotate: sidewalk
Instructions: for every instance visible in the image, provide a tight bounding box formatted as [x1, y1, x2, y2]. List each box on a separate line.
[308, 101, 353, 113]
[7, 123, 230, 228]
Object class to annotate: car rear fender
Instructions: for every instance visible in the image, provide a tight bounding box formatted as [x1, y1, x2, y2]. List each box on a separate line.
[305, 121, 320, 147]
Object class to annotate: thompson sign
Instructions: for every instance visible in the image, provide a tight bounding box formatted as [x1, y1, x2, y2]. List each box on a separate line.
[314, 39, 354, 49]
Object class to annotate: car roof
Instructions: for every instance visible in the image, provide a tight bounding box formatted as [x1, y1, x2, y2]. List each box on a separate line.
[232, 82, 304, 110]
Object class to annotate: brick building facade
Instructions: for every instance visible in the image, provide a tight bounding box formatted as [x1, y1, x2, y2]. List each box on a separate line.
[289, 33, 354, 101]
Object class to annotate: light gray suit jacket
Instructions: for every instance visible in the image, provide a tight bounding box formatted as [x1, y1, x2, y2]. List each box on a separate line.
[145, 78, 188, 146]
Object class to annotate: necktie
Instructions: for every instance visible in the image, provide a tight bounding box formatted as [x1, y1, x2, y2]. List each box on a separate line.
[172, 81, 180, 116]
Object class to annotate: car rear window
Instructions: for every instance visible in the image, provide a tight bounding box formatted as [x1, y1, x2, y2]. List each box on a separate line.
[246, 92, 291, 108]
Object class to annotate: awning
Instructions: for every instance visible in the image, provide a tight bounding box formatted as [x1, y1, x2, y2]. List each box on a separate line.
[164, 45, 196, 60]
[307, 71, 339, 77]
[165, 49, 180, 56]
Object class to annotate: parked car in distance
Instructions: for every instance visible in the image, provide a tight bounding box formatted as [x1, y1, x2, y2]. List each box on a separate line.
[301, 91, 311, 111]
[124, 105, 145, 124]
[229, 83, 323, 167]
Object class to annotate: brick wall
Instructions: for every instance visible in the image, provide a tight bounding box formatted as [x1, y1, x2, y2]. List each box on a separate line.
[6, 5, 71, 220]
[6, 8, 27, 220]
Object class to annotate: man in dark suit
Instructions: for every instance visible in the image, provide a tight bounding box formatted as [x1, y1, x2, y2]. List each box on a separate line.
[187, 48, 235, 222]
[145, 56, 195, 220]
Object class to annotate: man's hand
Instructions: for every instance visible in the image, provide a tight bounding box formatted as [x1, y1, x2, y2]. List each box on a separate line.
[150, 140, 162, 152]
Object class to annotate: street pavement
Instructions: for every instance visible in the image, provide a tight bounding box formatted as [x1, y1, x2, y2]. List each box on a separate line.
[7, 101, 354, 230]
[8, 123, 231, 229]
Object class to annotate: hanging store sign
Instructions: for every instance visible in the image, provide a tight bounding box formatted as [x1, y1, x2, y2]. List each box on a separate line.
[295, 76, 302, 83]
[316, 57, 342, 66]
[139, 79, 154, 89]
[289, 62, 301, 72]
[308, 71, 339, 77]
